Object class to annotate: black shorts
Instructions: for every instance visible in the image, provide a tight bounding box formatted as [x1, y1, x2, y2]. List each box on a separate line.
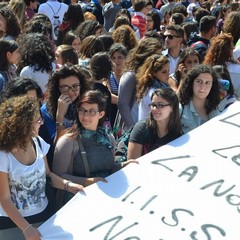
[0, 204, 52, 230]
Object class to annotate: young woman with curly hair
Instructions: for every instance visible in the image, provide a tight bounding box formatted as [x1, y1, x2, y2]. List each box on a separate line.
[75, 19, 104, 41]
[111, 24, 138, 52]
[40, 64, 90, 145]
[23, 13, 53, 42]
[118, 37, 162, 129]
[178, 64, 221, 134]
[169, 47, 201, 92]
[0, 7, 21, 40]
[136, 54, 170, 121]
[128, 88, 182, 159]
[203, 33, 240, 99]
[18, 33, 56, 95]
[0, 96, 84, 239]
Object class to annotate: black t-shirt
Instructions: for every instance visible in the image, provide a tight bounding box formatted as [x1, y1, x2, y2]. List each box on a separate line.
[129, 120, 177, 155]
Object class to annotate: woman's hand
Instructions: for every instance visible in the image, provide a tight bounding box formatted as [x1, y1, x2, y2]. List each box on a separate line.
[85, 177, 108, 186]
[56, 94, 72, 122]
[67, 182, 85, 194]
[178, 63, 187, 77]
[23, 225, 42, 240]
[121, 159, 139, 168]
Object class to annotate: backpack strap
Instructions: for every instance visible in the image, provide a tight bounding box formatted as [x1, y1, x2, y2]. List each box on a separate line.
[46, 2, 62, 15]
[190, 41, 206, 49]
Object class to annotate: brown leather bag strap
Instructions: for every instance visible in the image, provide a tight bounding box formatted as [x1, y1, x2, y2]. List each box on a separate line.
[77, 134, 90, 177]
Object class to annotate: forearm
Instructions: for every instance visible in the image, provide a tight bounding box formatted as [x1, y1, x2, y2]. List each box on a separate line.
[111, 93, 118, 105]
[1, 199, 29, 231]
[54, 172, 87, 186]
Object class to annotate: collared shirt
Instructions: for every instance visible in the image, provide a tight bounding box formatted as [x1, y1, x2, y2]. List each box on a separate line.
[162, 49, 182, 75]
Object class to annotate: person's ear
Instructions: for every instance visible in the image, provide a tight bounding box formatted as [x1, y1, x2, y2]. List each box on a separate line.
[6, 51, 11, 60]
[99, 111, 105, 119]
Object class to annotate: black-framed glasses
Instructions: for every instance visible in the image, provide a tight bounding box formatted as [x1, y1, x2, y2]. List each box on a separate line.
[146, 19, 154, 22]
[59, 84, 80, 93]
[164, 34, 181, 40]
[149, 103, 171, 109]
[77, 107, 99, 117]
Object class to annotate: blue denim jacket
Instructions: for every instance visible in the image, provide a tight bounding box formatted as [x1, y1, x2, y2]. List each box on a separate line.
[180, 101, 220, 134]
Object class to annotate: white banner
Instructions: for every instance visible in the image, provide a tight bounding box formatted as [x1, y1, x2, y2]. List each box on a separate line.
[39, 101, 240, 240]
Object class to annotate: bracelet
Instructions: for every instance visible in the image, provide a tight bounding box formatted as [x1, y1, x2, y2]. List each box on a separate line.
[22, 224, 32, 233]
[64, 180, 72, 191]
[56, 121, 64, 127]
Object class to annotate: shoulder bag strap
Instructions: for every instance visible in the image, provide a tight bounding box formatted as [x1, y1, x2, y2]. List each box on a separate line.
[77, 134, 90, 178]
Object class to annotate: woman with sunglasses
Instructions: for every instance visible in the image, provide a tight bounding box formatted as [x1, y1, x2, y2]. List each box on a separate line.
[40, 64, 90, 146]
[127, 88, 182, 159]
[53, 90, 137, 206]
[179, 64, 221, 134]
[0, 96, 84, 240]
[136, 54, 170, 121]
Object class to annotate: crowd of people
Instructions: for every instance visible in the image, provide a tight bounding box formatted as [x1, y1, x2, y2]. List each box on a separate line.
[0, 0, 240, 238]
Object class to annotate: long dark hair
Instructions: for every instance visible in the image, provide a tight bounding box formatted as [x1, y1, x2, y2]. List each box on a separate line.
[0, 39, 18, 71]
[147, 88, 182, 139]
[147, 10, 161, 31]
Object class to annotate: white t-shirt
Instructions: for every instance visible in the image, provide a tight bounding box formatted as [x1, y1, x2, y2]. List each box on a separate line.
[20, 63, 56, 94]
[0, 137, 50, 217]
[138, 87, 155, 121]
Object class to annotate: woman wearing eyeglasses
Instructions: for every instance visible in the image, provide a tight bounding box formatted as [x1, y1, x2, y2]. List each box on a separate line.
[0, 96, 84, 240]
[40, 64, 90, 147]
[127, 88, 182, 160]
[179, 64, 221, 134]
[53, 90, 137, 206]
[136, 54, 170, 121]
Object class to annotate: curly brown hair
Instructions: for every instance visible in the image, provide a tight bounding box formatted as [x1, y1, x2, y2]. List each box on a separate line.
[111, 24, 138, 52]
[203, 33, 235, 67]
[46, 64, 90, 120]
[223, 11, 240, 45]
[179, 64, 220, 114]
[0, 96, 39, 152]
[136, 54, 169, 101]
